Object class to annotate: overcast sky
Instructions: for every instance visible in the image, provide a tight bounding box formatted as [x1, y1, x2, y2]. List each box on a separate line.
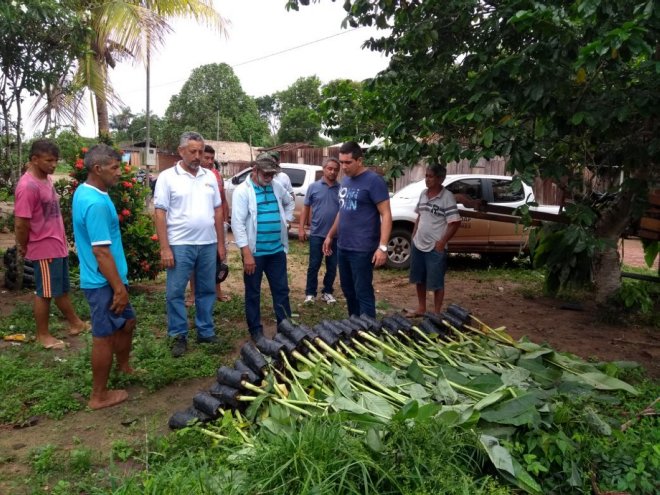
[37, 0, 390, 138]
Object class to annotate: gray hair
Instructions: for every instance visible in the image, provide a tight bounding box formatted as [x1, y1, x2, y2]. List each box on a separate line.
[179, 131, 204, 148]
[84, 144, 122, 171]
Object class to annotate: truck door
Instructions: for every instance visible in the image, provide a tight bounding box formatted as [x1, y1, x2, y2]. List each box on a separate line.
[486, 178, 528, 250]
[444, 178, 490, 251]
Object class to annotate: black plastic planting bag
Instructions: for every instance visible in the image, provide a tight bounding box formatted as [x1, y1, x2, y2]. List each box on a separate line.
[193, 392, 223, 417]
[440, 312, 465, 330]
[349, 314, 370, 330]
[380, 316, 401, 335]
[313, 324, 339, 346]
[241, 342, 268, 375]
[169, 406, 212, 429]
[359, 314, 382, 332]
[274, 333, 298, 354]
[340, 318, 363, 334]
[217, 366, 246, 389]
[278, 319, 310, 345]
[209, 383, 240, 408]
[234, 359, 260, 384]
[391, 313, 414, 332]
[447, 303, 471, 322]
[255, 337, 285, 359]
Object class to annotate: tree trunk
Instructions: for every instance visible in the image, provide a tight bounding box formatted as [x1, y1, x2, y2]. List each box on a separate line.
[95, 90, 110, 140]
[592, 187, 636, 303]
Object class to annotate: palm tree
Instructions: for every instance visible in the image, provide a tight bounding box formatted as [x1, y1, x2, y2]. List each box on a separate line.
[35, 1, 226, 139]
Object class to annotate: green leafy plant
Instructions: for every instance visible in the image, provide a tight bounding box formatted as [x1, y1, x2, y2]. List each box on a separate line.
[56, 146, 161, 281]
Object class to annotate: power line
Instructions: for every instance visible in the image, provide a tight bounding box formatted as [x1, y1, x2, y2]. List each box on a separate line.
[139, 28, 362, 92]
[232, 29, 359, 68]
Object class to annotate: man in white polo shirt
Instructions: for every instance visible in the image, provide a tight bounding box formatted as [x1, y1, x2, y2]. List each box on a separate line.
[153, 131, 226, 357]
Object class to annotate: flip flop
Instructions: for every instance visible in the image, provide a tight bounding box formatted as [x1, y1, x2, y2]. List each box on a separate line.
[401, 308, 424, 317]
[217, 294, 231, 302]
[43, 339, 67, 350]
[69, 321, 91, 336]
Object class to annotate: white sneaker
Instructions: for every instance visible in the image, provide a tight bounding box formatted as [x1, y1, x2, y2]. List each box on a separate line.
[321, 293, 337, 304]
[303, 295, 315, 304]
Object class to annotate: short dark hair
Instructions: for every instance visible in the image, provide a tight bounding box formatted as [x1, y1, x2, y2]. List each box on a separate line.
[338, 141, 363, 159]
[322, 157, 340, 168]
[30, 139, 59, 160]
[204, 144, 215, 154]
[83, 144, 122, 171]
[427, 161, 447, 178]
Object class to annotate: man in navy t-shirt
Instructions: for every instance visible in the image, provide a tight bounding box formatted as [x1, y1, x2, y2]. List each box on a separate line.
[323, 142, 392, 317]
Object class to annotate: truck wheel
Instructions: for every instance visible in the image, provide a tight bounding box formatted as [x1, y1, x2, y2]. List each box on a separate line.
[387, 227, 412, 269]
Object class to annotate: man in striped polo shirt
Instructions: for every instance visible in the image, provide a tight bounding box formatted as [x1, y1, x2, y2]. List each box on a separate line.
[231, 155, 295, 341]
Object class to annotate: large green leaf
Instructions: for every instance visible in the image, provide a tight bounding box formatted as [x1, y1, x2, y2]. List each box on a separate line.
[480, 393, 541, 426]
[479, 434, 515, 475]
[562, 371, 639, 395]
[359, 392, 396, 419]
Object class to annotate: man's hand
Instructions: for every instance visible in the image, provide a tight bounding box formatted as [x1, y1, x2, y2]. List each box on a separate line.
[434, 240, 447, 252]
[218, 244, 226, 262]
[110, 285, 129, 315]
[160, 246, 174, 269]
[372, 249, 387, 267]
[322, 237, 334, 256]
[17, 244, 27, 258]
[298, 227, 308, 242]
[242, 251, 256, 275]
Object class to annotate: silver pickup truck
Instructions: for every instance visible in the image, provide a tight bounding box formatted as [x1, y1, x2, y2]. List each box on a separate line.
[387, 174, 561, 269]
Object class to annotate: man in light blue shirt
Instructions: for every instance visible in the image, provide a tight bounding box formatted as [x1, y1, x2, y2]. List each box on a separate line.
[73, 144, 135, 410]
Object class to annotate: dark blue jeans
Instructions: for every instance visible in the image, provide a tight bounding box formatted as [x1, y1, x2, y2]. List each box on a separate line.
[337, 248, 375, 317]
[305, 235, 337, 297]
[243, 250, 291, 338]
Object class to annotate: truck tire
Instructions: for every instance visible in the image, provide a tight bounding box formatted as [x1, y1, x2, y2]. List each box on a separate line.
[386, 227, 413, 269]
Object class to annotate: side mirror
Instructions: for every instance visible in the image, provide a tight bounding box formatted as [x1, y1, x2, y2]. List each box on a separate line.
[231, 176, 239, 185]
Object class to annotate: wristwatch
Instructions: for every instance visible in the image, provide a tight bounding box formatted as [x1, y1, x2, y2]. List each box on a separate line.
[378, 244, 388, 253]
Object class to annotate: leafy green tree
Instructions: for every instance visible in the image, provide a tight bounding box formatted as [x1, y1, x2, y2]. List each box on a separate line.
[110, 107, 136, 136]
[161, 63, 269, 150]
[320, 79, 385, 143]
[0, 0, 87, 184]
[278, 107, 322, 144]
[275, 76, 324, 144]
[289, 0, 659, 301]
[34, 0, 226, 140]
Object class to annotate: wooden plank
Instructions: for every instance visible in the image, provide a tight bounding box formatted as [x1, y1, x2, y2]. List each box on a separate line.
[638, 229, 660, 241]
[649, 189, 660, 207]
[640, 217, 660, 232]
[481, 204, 570, 224]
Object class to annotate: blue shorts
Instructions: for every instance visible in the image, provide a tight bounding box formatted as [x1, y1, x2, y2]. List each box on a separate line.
[33, 257, 70, 298]
[409, 244, 448, 291]
[83, 285, 136, 338]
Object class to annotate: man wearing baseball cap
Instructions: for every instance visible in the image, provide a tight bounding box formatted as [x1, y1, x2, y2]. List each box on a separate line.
[231, 155, 295, 341]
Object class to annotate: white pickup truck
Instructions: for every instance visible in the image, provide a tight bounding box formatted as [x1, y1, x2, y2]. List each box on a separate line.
[224, 163, 323, 229]
[387, 174, 560, 269]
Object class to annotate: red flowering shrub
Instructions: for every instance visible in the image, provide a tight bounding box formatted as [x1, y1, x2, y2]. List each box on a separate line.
[56, 147, 161, 281]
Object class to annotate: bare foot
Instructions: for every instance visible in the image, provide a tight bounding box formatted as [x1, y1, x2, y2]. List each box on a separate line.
[68, 321, 91, 336]
[88, 389, 128, 410]
[116, 364, 135, 375]
[38, 336, 67, 350]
